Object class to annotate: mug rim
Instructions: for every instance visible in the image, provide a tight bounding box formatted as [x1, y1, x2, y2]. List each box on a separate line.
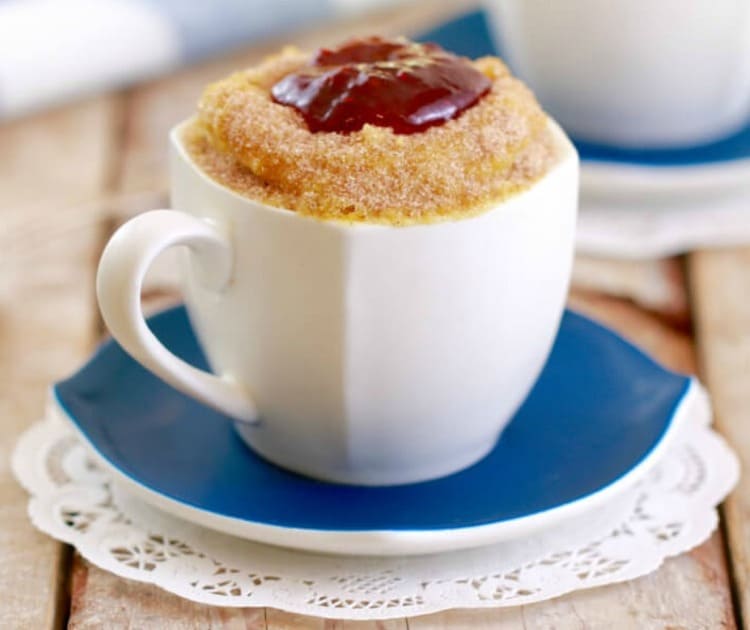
[169, 116, 578, 230]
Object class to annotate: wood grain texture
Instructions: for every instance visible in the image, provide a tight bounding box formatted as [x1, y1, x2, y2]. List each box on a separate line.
[67, 560, 408, 629]
[68, 559, 267, 629]
[690, 247, 750, 629]
[0, 98, 117, 629]
[411, 538, 733, 629]
[412, 531, 732, 630]
[572, 256, 688, 327]
[265, 608, 406, 629]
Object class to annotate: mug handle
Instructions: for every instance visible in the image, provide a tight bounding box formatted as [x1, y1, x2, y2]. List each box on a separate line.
[96, 209, 258, 423]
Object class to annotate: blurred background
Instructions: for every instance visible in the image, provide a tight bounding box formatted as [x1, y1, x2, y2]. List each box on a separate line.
[3, 0, 750, 345]
[0, 0, 409, 120]
[4, 0, 750, 258]
[3, 0, 749, 311]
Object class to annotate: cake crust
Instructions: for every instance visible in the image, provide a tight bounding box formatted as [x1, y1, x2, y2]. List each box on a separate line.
[184, 45, 558, 224]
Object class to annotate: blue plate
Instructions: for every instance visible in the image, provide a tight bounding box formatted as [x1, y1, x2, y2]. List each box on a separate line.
[53, 306, 696, 555]
[420, 11, 750, 171]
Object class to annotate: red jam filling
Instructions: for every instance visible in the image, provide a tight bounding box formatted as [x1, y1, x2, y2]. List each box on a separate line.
[270, 37, 492, 134]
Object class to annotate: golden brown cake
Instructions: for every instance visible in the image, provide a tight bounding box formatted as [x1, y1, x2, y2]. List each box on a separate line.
[183, 37, 558, 225]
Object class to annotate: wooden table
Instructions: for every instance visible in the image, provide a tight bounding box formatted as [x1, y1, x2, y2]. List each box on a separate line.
[2, 3, 748, 628]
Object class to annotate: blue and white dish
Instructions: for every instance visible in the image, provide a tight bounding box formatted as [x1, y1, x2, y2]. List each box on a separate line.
[421, 12, 750, 199]
[53, 305, 699, 556]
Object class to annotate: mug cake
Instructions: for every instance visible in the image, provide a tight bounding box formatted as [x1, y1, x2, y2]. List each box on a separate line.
[97, 35, 577, 485]
[183, 36, 558, 224]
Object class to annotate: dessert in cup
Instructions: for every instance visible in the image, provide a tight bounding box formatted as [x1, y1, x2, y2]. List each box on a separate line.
[96, 37, 578, 486]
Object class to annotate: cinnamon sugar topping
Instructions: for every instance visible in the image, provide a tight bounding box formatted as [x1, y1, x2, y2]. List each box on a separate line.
[183, 39, 559, 225]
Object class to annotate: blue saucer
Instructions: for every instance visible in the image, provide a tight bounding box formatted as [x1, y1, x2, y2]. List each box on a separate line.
[53, 306, 695, 555]
[420, 11, 750, 170]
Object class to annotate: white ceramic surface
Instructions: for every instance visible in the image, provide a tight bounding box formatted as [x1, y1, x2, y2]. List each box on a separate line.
[485, 0, 750, 148]
[96, 119, 578, 486]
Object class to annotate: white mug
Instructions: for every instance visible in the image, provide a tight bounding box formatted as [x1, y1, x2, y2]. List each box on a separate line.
[485, 0, 750, 148]
[96, 119, 578, 485]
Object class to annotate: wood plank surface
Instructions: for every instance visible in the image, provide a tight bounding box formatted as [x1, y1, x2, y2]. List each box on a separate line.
[411, 537, 733, 629]
[572, 256, 688, 327]
[690, 247, 750, 629]
[265, 609, 406, 629]
[0, 98, 117, 629]
[68, 561, 406, 629]
[68, 561, 267, 630]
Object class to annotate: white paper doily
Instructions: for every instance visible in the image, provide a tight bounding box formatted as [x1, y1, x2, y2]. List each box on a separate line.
[13, 401, 739, 620]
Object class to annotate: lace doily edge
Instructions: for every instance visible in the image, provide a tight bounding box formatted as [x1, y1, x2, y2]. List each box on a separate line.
[19, 496, 724, 618]
[11, 407, 740, 619]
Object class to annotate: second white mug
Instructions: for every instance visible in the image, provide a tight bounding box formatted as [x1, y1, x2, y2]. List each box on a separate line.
[485, 0, 750, 148]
